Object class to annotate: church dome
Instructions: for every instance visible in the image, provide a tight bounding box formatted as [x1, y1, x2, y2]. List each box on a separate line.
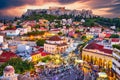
[4, 65, 15, 73]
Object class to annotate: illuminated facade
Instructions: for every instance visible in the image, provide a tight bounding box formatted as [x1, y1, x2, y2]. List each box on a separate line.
[31, 53, 41, 62]
[44, 36, 68, 54]
[82, 42, 113, 69]
[31, 52, 48, 62]
[112, 48, 120, 80]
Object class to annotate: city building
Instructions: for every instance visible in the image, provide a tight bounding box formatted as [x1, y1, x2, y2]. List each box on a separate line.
[0, 25, 7, 30]
[0, 65, 18, 80]
[39, 27, 48, 31]
[2, 42, 8, 50]
[31, 47, 48, 62]
[0, 35, 4, 43]
[85, 32, 94, 39]
[39, 19, 49, 27]
[110, 38, 120, 45]
[17, 27, 31, 35]
[16, 44, 33, 60]
[82, 42, 113, 69]
[90, 27, 101, 33]
[6, 29, 20, 36]
[50, 28, 61, 34]
[0, 51, 18, 64]
[44, 35, 68, 54]
[31, 52, 48, 62]
[112, 48, 120, 80]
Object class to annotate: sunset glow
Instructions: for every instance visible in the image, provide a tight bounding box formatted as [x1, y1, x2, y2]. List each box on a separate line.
[0, 0, 120, 18]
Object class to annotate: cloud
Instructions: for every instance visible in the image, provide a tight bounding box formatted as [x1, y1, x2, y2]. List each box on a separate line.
[0, 0, 120, 18]
[0, 0, 83, 10]
[107, 2, 120, 13]
[0, 0, 36, 9]
[58, 0, 79, 4]
[83, 0, 120, 17]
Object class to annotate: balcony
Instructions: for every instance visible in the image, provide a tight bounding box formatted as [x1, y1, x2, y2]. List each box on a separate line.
[112, 59, 120, 67]
[113, 52, 120, 60]
[112, 65, 120, 75]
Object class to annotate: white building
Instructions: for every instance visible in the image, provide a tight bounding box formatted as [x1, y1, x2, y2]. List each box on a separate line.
[6, 29, 20, 36]
[81, 19, 85, 23]
[17, 27, 31, 35]
[112, 48, 120, 80]
[0, 35, 4, 43]
[110, 38, 120, 45]
[2, 42, 8, 50]
[16, 44, 33, 59]
[90, 27, 101, 33]
[67, 19, 72, 25]
[17, 44, 32, 53]
[44, 36, 68, 54]
[50, 28, 60, 34]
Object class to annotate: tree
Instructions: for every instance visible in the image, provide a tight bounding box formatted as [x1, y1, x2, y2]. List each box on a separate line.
[116, 27, 120, 31]
[41, 56, 51, 63]
[34, 24, 40, 29]
[83, 19, 95, 27]
[80, 41, 88, 52]
[75, 30, 80, 33]
[112, 44, 120, 50]
[26, 31, 45, 36]
[110, 34, 119, 38]
[66, 25, 71, 28]
[36, 39, 45, 46]
[101, 27, 104, 32]
[0, 58, 34, 76]
[58, 32, 63, 36]
[81, 36, 86, 40]
[5, 24, 14, 30]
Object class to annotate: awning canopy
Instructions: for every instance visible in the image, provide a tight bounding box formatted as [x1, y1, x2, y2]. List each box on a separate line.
[98, 72, 108, 78]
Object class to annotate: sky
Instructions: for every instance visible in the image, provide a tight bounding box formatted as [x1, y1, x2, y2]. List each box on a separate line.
[0, 0, 120, 18]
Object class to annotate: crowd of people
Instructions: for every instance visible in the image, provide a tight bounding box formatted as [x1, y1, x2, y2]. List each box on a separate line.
[39, 64, 85, 80]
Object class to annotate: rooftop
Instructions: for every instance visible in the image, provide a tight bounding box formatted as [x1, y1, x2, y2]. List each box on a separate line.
[111, 38, 120, 42]
[105, 33, 111, 38]
[48, 35, 62, 41]
[4, 65, 14, 73]
[0, 51, 18, 62]
[31, 51, 49, 56]
[85, 42, 113, 54]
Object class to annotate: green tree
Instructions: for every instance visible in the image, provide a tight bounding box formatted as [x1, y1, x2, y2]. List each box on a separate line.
[41, 56, 51, 63]
[58, 32, 63, 36]
[112, 44, 120, 50]
[5, 24, 14, 30]
[81, 36, 86, 40]
[36, 39, 45, 46]
[80, 42, 87, 52]
[83, 19, 95, 27]
[0, 58, 34, 76]
[75, 30, 80, 33]
[110, 34, 119, 38]
[26, 31, 45, 36]
[101, 27, 104, 32]
[34, 24, 40, 29]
